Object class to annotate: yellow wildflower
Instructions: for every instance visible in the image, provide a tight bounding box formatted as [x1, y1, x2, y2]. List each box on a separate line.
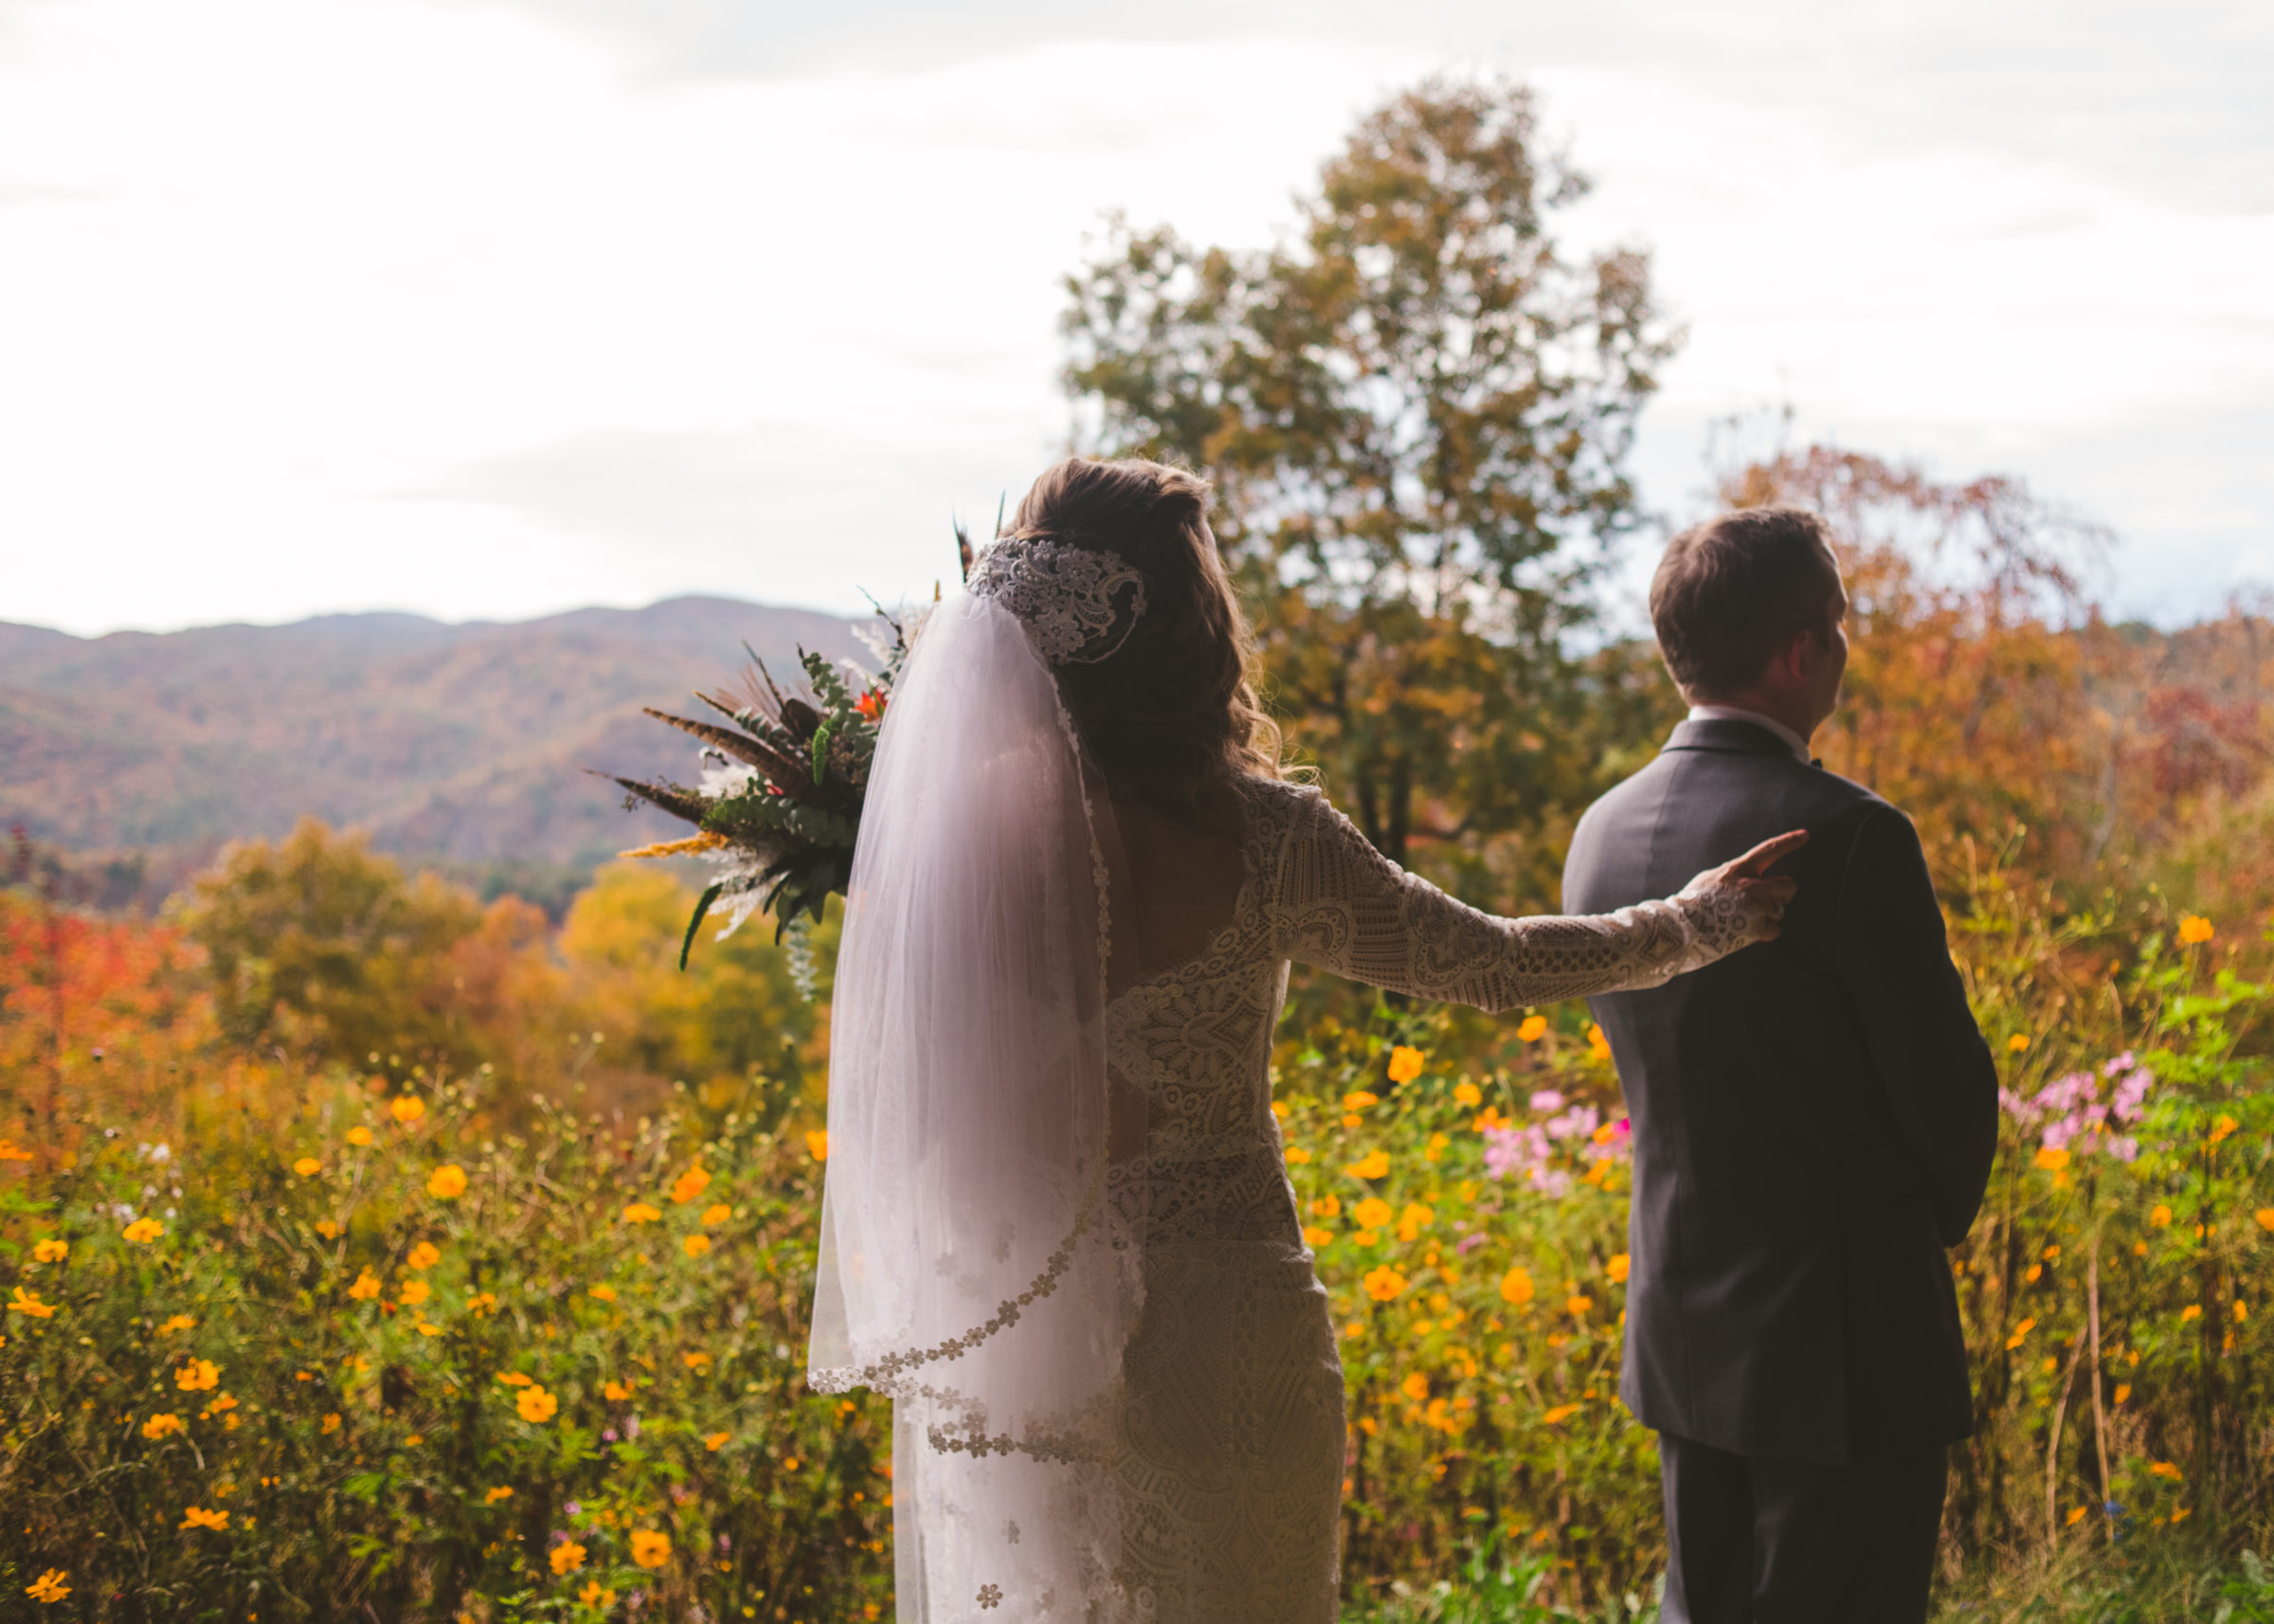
[2034, 1146, 2069, 1173]
[1586, 1023, 1611, 1058]
[1608, 1254, 1631, 1284]
[1453, 1080, 1482, 1107]
[1386, 1047, 1425, 1084]
[426, 1164, 468, 1200]
[2178, 915, 2214, 945]
[2066, 1505, 2089, 1525]
[1396, 1202, 1435, 1242]
[590, 1284, 619, 1303]
[2257, 1209, 2274, 1233]
[485, 1485, 514, 1504]
[682, 1233, 713, 1258]
[315, 1220, 342, 1239]
[2005, 1318, 2036, 1350]
[1363, 1267, 1408, 1302]
[604, 1380, 633, 1401]
[468, 1290, 496, 1315]
[416, 1321, 443, 1337]
[348, 1270, 382, 1301]
[390, 1095, 425, 1125]
[805, 1130, 829, 1162]
[406, 1241, 442, 1271]
[1516, 1016, 1547, 1042]
[176, 1359, 220, 1392]
[2008, 1034, 2031, 1054]
[1303, 1226, 1334, 1248]
[399, 1280, 431, 1308]
[321, 1413, 341, 1434]
[1500, 1268, 1535, 1307]
[179, 1506, 229, 1530]
[515, 1385, 558, 1423]
[1354, 1197, 1394, 1231]
[345, 1127, 373, 1146]
[683, 1350, 713, 1372]
[579, 1582, 616, 1608]
[293, 1157, 322, 1177]
[2152, 1204, 2173, 1227]
[1400, 1371, 1430, 1401]
[1345, 1149, 1390, 1181]
[702, 1203, 731, 1227]
[1566, 1295, 1594, 1317]
[623, 1202, 662, 1224]
[141, 1413, 187, 1440]
[1285, 1146, 1312, 1164]
[32, 1238, 67, 1263]
[2149, 1460, 2182, 1479]
[2181, 1304, 2202, 1322]
[2211, 1114, 2240, 1146]
[25, 1569, 70, 1603]
[630, 1529, 673, 1568]
[1310, 1195, 1341, 1218]
[121, 1218, 164, 1244]
[550, 1540, 587, 1575]
[705, 1430, 731, 1451]
[1542, 1402, 1581, 1425]
[2114, 1383, 2132, 1405]
[8, 1287, 58, 1318]
[671, 1164, 712, 1204]
[1344, 1091, 1380, 1112]
[1424, 1131, 1451, 1162]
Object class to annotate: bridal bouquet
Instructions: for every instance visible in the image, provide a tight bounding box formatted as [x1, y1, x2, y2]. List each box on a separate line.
[606, 610, 911, 973]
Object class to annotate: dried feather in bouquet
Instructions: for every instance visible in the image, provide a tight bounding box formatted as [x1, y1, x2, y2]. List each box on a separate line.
[603, 608, 911, 970]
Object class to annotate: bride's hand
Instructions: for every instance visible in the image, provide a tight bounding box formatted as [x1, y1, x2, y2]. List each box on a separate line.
[1675, 830, 1808, 945]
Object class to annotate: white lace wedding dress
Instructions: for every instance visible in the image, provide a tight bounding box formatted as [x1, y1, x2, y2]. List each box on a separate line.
[805, 578, 1762, 1624]
[1098, 773, 1750, 1622]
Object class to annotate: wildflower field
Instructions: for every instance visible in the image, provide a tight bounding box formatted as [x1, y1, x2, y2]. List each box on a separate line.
[8, 821, 2274, 1621]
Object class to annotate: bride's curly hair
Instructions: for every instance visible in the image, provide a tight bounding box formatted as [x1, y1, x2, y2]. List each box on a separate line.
[1007, 457, 1282, 806]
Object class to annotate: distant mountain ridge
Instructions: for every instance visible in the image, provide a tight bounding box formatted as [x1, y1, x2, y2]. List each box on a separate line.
[0, 597, 870, 896]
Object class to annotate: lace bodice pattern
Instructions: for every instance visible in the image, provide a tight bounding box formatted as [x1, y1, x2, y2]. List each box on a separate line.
[1091, 776, 1764, 1623]
[1108, 777, 1742, 1223]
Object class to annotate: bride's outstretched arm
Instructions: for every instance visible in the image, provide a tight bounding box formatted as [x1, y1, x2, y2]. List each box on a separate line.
[1269, 791, 1800, 1012]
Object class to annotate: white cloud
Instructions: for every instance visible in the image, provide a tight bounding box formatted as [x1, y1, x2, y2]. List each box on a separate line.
[0, 0, 2266, 636]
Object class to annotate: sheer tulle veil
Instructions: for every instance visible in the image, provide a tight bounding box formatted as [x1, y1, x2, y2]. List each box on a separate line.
[808, 574, 1144, 1621]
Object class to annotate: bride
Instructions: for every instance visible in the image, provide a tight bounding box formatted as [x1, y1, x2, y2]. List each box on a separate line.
[806, 458, 1802, 1623]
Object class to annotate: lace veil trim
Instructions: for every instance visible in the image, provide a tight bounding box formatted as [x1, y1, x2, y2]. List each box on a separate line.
[969, 535, 1147, 666]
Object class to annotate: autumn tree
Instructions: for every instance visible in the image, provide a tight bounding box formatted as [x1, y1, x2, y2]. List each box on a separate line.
[172, 818, 484, 1065]
[1064, 76, 1679, 908]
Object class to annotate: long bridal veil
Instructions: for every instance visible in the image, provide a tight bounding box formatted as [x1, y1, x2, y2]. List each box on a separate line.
[809, 589, 1141, 1622]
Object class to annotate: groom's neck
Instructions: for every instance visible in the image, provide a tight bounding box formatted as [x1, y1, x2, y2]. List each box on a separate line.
[1683, 686, 1822, 749]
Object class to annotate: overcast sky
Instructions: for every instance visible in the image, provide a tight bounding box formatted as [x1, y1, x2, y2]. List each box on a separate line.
[2, 0, 2267, 638]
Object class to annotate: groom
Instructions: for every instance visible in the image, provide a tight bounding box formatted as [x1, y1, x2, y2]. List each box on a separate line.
[1561, 508, 1998, 1623]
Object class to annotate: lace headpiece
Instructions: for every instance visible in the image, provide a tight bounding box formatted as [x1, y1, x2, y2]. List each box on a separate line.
[969, 534, 1147, 665]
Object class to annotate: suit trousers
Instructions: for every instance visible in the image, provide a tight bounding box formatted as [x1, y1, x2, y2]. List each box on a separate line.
[1657, 1432, 1948, 1624]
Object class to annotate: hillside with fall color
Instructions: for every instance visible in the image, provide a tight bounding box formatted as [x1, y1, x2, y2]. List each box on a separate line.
[0, 597, 867, 906]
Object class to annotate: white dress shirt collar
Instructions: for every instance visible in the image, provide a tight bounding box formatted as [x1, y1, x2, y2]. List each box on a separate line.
[1686, 704, 1813, 763]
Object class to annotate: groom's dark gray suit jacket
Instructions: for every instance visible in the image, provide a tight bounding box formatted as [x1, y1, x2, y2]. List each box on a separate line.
[1562, 717, 1997, 1466]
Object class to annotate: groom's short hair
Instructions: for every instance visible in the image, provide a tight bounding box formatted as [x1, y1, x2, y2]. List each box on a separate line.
[1650, 508, 1843, 697]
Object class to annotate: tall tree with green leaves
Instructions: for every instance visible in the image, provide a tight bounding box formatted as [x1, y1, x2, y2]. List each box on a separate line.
[1063, 77, 1681, 907]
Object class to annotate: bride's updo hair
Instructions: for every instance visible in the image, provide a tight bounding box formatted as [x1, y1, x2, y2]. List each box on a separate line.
[1006, 457, 1281, 805]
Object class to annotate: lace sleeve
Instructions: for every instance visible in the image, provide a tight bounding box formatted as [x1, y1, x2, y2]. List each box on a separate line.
[1266, 788, 1762, 1011]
